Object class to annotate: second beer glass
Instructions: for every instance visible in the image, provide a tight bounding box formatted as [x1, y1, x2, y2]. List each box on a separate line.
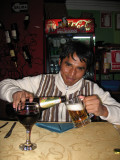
[66, 97, 91, 128]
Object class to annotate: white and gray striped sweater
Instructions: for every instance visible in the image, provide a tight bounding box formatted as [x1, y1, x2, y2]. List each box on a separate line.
[0, 72, 120, 124]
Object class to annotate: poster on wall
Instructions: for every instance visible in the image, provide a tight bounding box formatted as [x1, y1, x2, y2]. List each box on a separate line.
[111, 50, 120, 70]
[100, 12, 112, 28]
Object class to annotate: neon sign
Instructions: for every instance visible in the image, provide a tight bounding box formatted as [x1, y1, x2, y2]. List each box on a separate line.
[45, 19, 95, 34]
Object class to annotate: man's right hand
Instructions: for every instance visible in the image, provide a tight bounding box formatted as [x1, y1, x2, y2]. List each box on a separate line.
[12, 91, 34, 109]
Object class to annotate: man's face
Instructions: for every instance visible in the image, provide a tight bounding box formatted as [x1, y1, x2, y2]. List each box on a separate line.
[59, 52, 87, 86]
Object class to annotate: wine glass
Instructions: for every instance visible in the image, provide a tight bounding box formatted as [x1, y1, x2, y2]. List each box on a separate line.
[16, 101, 40, 151]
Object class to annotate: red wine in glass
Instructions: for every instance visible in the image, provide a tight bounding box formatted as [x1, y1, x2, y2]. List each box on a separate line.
[16, 102, 40, 151]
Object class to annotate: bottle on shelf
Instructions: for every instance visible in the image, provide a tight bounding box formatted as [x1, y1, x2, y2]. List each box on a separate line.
[54, 61, 59, 73]
[95, 56, 99, 72]
[22, 45, 32, 67]
[9, 43, 17, 67]
[50, 60, 55, 73]
[24, 14, 30, 30]
[102, 52, 110, 74]
[11, 23, 19, 43]
[5, 30, 11, 45]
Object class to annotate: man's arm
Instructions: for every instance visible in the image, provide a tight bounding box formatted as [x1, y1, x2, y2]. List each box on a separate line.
[0, 75, 41, 102]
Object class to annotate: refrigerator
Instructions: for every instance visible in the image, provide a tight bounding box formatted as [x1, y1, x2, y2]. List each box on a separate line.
[44, 18, 95, 80]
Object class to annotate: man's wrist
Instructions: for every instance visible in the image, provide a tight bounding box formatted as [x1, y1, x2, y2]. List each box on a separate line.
[101, 105, 108, 117]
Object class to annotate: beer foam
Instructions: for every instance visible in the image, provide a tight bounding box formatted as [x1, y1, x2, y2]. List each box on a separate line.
[67, 103, 83, 111]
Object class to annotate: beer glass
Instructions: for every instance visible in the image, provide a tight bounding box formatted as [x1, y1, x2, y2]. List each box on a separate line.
[66, 97, 91, 128]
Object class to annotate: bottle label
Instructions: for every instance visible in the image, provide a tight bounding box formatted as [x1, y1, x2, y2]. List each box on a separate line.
[6, 37, 11, 43]
[11, 30, 17, 38]
[10, 49, 15, 57]
[40, 97, 61, 108]
[24, 15, 29, 20]
[5, 31, 11, 43]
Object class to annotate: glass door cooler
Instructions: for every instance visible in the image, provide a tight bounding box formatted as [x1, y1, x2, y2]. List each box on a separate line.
[44, 18, 95, 80]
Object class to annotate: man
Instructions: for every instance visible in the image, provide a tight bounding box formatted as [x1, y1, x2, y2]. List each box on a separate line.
[0, 41, 120, 123]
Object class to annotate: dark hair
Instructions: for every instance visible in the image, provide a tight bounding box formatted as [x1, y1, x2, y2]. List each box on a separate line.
[59, 41, 94, 70]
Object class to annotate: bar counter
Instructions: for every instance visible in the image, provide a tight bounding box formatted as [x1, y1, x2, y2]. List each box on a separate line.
[0, 121, 120, 160]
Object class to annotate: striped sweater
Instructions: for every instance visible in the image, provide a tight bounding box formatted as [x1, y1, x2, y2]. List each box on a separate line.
[0, 72, 120, 124]
[36, 74, 94, 122]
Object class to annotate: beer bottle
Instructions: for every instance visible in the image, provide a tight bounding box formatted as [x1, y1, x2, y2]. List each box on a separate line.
[6, 96, 66, 120]
[34, 96, 66, 109]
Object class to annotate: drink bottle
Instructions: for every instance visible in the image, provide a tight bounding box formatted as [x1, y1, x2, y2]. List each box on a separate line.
[5, 30, 11, 44]
[22, 45, 32, 67]
[24, 14, 30, 30]
[11, 23, 19, 43]
[5, 96, 66, 120]
[9, 43, 17, 67]
[33, 96, 66, 109]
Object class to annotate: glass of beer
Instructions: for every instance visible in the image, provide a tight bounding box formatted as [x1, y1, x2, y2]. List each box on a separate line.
[66, 97, 91, 128]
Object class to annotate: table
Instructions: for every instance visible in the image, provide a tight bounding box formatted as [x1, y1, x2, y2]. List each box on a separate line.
[0, 121, 120, 160]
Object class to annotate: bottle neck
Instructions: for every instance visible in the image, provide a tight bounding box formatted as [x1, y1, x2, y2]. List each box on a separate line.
[61, 96, 66, 102]
[33, 97, 40, 104]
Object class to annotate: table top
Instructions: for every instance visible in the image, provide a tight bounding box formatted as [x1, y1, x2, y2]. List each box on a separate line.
[0, 121, 120, 160]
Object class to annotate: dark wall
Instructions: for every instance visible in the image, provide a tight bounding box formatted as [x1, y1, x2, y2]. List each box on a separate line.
[0, 0, 44, 120]
[0, 0, 44, 81]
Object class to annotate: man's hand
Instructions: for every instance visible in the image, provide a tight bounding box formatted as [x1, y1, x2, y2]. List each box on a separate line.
[12, 91, 34, 109]
[79, 95, 108, 117]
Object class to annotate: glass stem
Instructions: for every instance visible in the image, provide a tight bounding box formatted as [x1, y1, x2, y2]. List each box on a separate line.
[26, 129, 31, 145]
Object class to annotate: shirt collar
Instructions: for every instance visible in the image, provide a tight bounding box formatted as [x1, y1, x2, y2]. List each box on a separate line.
[55, 72, 83, 95]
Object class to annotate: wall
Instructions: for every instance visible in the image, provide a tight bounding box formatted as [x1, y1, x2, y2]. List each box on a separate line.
[0, 0, 44, 81]
[67, 10, 120, 44]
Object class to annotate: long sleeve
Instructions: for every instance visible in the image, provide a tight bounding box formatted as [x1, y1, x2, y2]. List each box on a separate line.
[0, 75, 41, 102]
[93, 83, 120, 124]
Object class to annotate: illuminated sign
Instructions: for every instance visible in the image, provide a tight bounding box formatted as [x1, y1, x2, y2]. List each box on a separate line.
[45, 19, 94, 34]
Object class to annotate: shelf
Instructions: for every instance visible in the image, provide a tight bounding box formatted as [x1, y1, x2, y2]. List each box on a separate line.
[95, 44, 120, 102]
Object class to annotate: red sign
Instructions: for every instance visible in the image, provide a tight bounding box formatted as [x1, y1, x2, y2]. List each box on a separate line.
[111, 50, 120, 70]
[45, 19, 94, 34]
